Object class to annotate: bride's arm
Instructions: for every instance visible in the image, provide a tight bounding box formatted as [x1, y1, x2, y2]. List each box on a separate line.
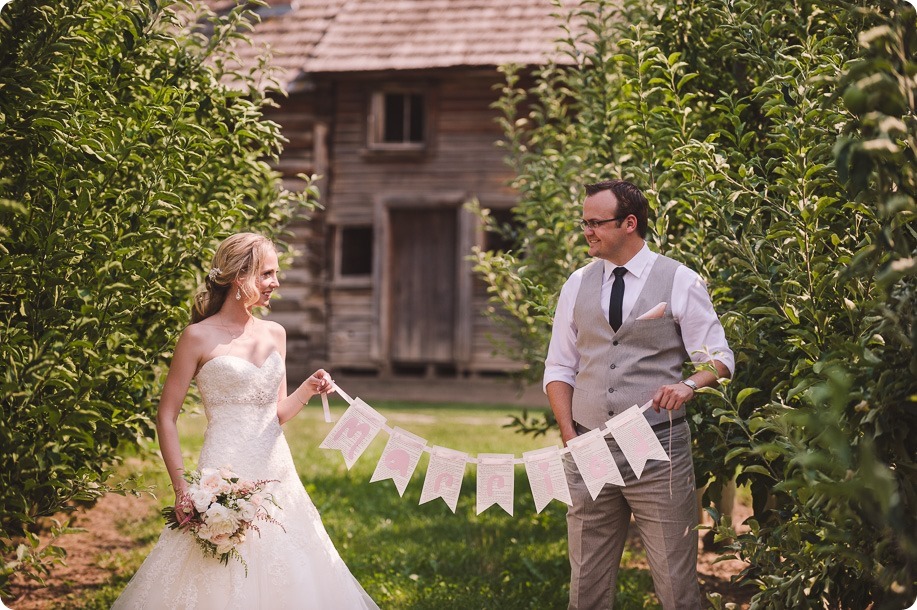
[276, 369, 331, 425]
[272, 321, 331, 425]
[156, 328, 200, 506]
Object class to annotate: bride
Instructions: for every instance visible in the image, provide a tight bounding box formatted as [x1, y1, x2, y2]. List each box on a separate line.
[113, 233, 379, 609]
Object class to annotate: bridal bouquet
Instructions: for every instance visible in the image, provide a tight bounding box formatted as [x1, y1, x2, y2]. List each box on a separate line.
[162, 466, 283, 573]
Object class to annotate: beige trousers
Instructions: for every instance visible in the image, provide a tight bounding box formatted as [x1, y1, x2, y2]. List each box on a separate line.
[563, 421, 701, 610]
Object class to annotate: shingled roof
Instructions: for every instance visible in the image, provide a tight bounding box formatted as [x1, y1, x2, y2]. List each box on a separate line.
[216, 0, 578, 89]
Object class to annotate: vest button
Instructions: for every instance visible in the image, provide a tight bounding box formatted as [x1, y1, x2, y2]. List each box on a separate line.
[608, 388, 615, 393]
[609, 364, 616, 369]
[612, 340, 619, 346]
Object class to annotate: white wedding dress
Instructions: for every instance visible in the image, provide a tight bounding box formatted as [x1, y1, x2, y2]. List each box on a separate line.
[113, 352, 379, 609]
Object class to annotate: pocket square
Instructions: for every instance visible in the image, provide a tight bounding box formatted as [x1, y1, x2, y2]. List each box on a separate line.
[636, 302, 667, 320]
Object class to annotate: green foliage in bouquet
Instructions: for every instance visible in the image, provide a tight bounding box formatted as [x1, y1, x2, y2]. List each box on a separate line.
[0, 0, 316, 593]
[476, 0, 916, 606]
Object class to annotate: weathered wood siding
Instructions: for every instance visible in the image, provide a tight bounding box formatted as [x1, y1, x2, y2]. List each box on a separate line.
[325, 69, 521, 375]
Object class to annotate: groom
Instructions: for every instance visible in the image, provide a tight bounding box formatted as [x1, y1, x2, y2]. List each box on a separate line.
[543, 179, 734, 609]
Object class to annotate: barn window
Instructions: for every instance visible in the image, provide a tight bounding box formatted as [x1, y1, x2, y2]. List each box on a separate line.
[369, 90, 426, 149]
[335, 225, 374, 282]
[484, 208, 520, 253]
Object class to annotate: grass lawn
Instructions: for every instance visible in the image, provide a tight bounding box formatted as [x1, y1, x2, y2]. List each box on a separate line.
[66, 400, 658, 609]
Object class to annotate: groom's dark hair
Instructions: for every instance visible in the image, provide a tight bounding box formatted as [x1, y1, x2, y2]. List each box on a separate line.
[584, 179, 649, 238]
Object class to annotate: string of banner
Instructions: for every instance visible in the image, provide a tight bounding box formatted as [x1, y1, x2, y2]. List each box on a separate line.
[317, 383, 674, 516]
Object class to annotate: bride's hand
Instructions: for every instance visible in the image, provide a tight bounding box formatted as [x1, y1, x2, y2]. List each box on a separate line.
[304, 369, 332, 396]
[174, 487, 193, 525]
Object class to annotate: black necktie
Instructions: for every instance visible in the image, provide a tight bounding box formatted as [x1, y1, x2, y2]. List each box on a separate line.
[609, 267, 627, 332]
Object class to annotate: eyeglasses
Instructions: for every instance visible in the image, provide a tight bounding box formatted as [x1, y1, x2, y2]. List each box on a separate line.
[580, 215, 628, 230]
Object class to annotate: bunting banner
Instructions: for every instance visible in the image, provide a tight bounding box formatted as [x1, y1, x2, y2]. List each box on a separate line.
[476, 454, 515, 516]
[318, 385, 677, 515]
[606, 405, 670, 479]
[522, 446, 572, 513]
[419, 446, 468, 513]
[318, 398, 386, 469]
[566, 427, 626, 499]
[370, 427, 427, 496]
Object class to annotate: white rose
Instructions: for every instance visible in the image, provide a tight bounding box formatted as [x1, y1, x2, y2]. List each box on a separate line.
[203, 503, 240, 536]
[219, 466, 236, 480]
[199, 467, 218, 479]
[189, 487, 215, 513]
[235, 499, 258, 522]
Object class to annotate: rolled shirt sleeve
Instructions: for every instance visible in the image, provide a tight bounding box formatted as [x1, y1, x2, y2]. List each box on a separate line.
[543, 270, 584, 392]
[671, 267, 735, 377]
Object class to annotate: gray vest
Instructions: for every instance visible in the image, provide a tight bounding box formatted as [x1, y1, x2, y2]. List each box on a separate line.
[571, 254, 689, 429]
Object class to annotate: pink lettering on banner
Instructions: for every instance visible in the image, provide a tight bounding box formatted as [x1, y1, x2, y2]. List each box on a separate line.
[538, 460, 554, 495]
[486, 475, 505, 498]
[589, 455, 607, 479]
[634, 427, 649, 456]
[385, 448, 411, 477]
[434, 473, 454, 493]
[334, 417, 370, 460]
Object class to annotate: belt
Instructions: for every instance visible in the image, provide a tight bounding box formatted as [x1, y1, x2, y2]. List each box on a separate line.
[575, 415, 686, 434]
[650, 415, 686, 431]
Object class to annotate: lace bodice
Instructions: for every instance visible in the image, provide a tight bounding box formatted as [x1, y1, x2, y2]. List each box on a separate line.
[195, 352, 290, 481]
[197, 351, 283, 408]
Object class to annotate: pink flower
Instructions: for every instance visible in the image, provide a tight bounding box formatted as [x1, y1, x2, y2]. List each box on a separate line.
[211, 533, 233, 555]
[199, 469, 225, 494]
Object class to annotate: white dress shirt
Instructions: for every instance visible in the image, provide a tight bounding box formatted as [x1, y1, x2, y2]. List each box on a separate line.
[543, 244, 735, 391]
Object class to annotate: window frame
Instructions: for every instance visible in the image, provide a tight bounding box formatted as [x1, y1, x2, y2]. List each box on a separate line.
[367, 87, 429, 152]
[332, 224, 374, 288]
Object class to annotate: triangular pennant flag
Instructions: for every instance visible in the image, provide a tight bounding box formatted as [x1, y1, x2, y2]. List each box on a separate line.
[419, 446, 467, 513]
[607, 406, 670, 479]
[567, 428, 625, 499]
[318, 398, 386, 469]
[523, 446, 572, 513]
[476, 454, 515, 515]
[370, 427, 427, 496]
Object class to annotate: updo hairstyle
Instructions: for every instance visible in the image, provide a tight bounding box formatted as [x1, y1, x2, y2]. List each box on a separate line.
[192, 232, 274, 323]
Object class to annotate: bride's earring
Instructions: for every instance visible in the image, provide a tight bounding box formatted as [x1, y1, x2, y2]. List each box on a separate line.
[235, 287, 241, 301]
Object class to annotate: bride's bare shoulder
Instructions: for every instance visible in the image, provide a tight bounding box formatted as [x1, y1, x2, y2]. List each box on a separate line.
[259, 319, 286, 341]
[165, 322, 220, 370]
[258, 320, 287, 342]
[184, 319, 219, 339]
[178, 320, 224, 351]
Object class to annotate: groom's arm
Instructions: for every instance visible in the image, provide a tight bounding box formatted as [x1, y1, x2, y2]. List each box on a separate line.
[547, 381, 577, 447]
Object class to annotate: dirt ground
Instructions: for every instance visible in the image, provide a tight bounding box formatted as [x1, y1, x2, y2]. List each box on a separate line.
[5, 493, 754, 609]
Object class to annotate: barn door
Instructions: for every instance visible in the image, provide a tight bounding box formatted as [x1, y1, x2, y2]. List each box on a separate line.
[388, 207, 456, 364]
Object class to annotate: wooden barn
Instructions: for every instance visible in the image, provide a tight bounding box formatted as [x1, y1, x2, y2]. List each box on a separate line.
[219, 0, 574, 397]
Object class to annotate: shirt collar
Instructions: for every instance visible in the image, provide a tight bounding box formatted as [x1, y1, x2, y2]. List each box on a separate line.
[602, 243, 656, 281]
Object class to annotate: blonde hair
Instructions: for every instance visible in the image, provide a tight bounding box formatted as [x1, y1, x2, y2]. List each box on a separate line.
[192, 233, 274, 323]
